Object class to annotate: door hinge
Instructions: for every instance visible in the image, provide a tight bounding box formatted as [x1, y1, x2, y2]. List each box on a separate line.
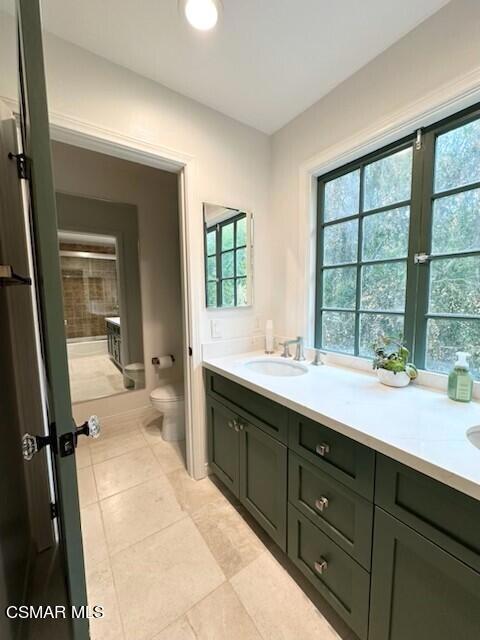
[50, 502, 58, 520]
[188, 346, 193, 356]
[415, 129, 423, 151]
[414, 252, 430, 264]
[8, 152, 30, 180]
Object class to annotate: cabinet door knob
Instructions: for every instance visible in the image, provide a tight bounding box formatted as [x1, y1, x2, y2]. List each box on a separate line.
[316, 443, 330, 457]
[227, 419, 234, 429]
[315, 496, 329, 512]
[314, 558, 328, 575]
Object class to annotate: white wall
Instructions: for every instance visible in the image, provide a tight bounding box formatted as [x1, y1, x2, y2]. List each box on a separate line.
[52, 141, 182, 421]
[270, 0, 480, 339]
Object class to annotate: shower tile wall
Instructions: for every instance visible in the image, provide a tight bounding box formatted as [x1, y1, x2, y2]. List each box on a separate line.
[60, 243, 119, 340]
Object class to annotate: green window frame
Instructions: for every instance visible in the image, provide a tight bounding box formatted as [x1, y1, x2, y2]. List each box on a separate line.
[316, 103, 480, 380]
[205, 212, 248, 308]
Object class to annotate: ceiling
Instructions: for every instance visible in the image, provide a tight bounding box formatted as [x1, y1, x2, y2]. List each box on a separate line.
[40, 0, 449, 134]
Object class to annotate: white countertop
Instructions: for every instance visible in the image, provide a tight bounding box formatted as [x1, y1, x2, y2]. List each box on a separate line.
[203, 352, 480, 501]
[105, 316, 120, 326]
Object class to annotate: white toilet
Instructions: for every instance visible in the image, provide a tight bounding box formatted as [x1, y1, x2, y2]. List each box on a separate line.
[150, 381, 185, 441]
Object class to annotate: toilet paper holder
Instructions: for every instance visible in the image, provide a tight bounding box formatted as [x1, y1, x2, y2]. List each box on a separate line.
[152, 355, 175, 365]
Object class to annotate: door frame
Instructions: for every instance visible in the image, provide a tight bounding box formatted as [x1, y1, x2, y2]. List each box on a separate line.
[42, 113, 205, 480]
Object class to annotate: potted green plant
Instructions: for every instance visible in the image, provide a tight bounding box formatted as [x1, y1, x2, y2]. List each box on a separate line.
[372, 336, 418, 388]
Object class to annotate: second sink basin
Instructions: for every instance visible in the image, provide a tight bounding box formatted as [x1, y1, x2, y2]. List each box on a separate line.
[244, 358, 308, 377]
[467, 426, 480, 450]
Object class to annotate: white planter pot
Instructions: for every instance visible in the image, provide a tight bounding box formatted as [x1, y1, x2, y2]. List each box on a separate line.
[376, 369, 411, 388]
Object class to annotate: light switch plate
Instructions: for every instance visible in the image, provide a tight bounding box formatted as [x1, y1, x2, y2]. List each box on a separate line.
[211, 319, 222, 339]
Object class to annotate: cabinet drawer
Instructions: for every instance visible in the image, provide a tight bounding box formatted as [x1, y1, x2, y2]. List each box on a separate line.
[288, 505, 370, 640]
[288, 452, 373, 569]
[288, 412, 375, 499]
[370, 508, 480, 640]
[376, 455, 480, 572]
[206, 371, 288, 443]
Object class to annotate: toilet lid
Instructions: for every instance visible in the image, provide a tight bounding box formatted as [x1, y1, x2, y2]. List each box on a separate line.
[151, 382, 184, 403]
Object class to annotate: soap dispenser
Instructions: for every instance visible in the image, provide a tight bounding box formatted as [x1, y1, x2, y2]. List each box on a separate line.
[448, 352, 473, 402]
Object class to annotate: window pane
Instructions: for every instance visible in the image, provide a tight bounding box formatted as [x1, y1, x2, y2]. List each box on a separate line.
[322, 267, 356, 309]
[222, 223, 234, 250]
[324, 170, 360, 222]
[362, 206, 410, 261]
[426, 318, 480, 379]
[207, 229, 216, 255]
[322, 311, 355, 354]
[236, 278, 247, 306]
[431, 189, 480, 255]
[359, 313, 404, 357]
[361, 262, 406, 312]
[363, 147, 412, 211]
[207, 282, 217, 307]
[221, 250, 234, 278]
[434, 118, 480, 193]
[236, 248, 247, 276]
[429, 256, 480, 316]
[323, 219, 358, 265]
[207, 256, 216, 281]
[236, 217, 247, 246]
[222, 279, 235, 307]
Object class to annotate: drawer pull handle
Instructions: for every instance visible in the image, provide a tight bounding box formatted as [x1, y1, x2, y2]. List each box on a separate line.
[316, 443, 330, 457]
[315, 497, 329, 512]
[314, 558, 328, 575]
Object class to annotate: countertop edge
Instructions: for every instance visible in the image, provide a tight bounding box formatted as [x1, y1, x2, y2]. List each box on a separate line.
[203, 359, 480, 502]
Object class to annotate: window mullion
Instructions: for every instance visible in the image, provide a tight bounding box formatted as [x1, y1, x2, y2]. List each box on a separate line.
[354, 167, 365, 356]
[315, 182, 326, 347]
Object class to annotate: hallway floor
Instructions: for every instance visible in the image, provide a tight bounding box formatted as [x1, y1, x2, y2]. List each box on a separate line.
[77, 408, 351, 640]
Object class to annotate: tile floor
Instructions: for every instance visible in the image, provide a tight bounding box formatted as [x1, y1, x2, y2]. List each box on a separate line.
[77, 408, 352, 640]
[68, 351, 125, 403]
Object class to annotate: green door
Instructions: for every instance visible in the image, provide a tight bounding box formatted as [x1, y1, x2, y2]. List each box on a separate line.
[239, 420, 287, 550]
[369, 508, 480, 640]
[15, 2, 89, 637]
[207, 397, 240, 496]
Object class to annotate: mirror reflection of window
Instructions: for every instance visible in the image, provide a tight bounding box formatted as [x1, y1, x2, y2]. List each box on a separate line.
[203, 203, 253, 308]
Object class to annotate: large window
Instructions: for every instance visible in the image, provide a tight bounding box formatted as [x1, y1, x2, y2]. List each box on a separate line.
[316, 105, 480, 380]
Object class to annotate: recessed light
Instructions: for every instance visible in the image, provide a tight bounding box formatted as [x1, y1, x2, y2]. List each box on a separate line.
[181, 0, 221, 31]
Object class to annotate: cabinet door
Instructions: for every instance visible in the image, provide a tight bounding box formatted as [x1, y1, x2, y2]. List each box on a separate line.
[239, 420, 287, 550]
[207, 397, 240, 496]
[370, 508, 480, 640]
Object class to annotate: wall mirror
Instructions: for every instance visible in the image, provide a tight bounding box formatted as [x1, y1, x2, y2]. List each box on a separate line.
[203, 203, 253, 308]
[57, 192, 145, 404]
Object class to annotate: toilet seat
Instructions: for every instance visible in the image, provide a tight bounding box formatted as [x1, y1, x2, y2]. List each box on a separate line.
[150, 382, 184, 404]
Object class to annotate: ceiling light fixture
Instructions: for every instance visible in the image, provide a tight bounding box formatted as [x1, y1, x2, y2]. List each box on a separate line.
[182, 0, 221, 31]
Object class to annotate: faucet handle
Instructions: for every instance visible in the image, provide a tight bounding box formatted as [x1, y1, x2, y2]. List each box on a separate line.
[312, 349, 326, 366]
[278, 341, 291, 358]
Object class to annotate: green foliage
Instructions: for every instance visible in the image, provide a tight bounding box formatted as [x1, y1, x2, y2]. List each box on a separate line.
[372, 336, 417, 379]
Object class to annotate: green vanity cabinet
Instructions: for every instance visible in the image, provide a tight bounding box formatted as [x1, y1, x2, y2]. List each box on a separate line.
[369, 508, 480, 640]
[207, 396, 240, 496]
[205, 370, 480, 640]
[239, 420, 287, 549]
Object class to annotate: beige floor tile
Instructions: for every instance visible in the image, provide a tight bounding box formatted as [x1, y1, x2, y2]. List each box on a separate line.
[152, 617, 196, 640]
[90, 431, 148, 465]
[93, 447, 163, 500]
[76, 445, 92, 470]
[151, 439, 186, 474]
[141, 416, 165, 446]
[231, 552, 341, 640]
[101, 476, 186, 555]
[167, 469, 222, 515]
[80, 503, 108, 572]
[78, 466, 98, 507]
[187, 582, 261, 640]
[111, 517, 225, 640]
[99, 415, 142, 440]
[85, 558, 124, 640]
[192, 498, 264, 579]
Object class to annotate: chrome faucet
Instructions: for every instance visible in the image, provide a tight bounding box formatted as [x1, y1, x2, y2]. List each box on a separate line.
[279, 336, 305, 361]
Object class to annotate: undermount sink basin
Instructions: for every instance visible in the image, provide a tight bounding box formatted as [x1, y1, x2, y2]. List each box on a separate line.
[467, 426, 480, 450]
[244, 358, 308, 377]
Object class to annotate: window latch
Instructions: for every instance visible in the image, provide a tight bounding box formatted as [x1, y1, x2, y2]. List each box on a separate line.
[414, 252, 430, 264]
